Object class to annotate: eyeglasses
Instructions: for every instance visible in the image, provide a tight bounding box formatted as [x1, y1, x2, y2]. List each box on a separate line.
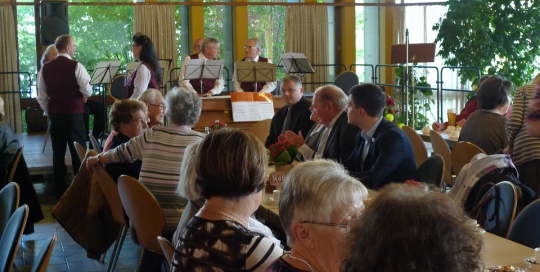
[301, 218, 359, 232]
[244, 45, 257, 50]
[149, 103, 166, 111]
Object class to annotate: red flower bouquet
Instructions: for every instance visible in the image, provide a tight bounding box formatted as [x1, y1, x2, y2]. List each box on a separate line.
[268, 140, 298, 166]
[210, 120, 227, 130]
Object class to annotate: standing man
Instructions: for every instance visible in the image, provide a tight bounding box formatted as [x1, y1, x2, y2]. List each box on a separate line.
[232, 38, 276, 93]
[265, 75, 314, 147]
[345, 84, 418, 189]
[37, 35, 92, 199]
[179, 37, 224, 97]
[192, 38, 203, 54]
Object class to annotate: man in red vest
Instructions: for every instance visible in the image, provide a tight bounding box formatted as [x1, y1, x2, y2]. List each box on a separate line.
[232, 38, 276, 93]
[178, 37, 224, 97]
[37, 35, 92, 199]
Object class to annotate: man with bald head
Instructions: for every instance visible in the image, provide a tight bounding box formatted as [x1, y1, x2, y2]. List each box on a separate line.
[192, 38, 203, 54]
[37, 35, 92, 199]
[232, 38, 276, 93]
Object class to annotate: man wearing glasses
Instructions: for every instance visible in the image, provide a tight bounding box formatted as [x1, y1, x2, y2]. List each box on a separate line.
[37, 35, 92, 199]
[232, 38, 276, 93]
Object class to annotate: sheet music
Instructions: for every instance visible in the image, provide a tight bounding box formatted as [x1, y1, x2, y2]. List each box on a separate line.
[232, 101, 274, 122]
[279, 53, 315, 74]
[90, 60, 122, 85]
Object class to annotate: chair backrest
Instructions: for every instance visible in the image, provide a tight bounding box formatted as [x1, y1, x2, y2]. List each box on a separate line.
[470, 181, 517, 238]
[74, 141, 86, 162]
[402, 126, 428, 167]
[88, 134, 102, 153]
[429, 130, 454, 186]
[157, 236, 175, 267]
[0, 205, 29, 272]
[333, 71, 359, 95]
[109, 75, 127, 101]
[507, 198, 540, 248]
[0, 182, 20, 237]
[7, 145, 24, 183]
[417, 154, 444, 188]
[31, 235, 57, 272]
[249, 119, 272, 144]
[451, 141, 486, 176]
[118, 175, 165, 254]
[92, 164, 128, 227]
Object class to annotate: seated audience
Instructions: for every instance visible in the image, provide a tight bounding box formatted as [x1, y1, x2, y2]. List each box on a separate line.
[102, 88, 165, 151]
[103, 99, 148, 182]
[345, 84, 418, 189]
[267, 159, 367, 272]
[171, 129, 283, 271]
[341, 183, 484, 272]
[505, 73, 540, 198]
[172, 141, 280, 248]
[459, 76, 512, 154]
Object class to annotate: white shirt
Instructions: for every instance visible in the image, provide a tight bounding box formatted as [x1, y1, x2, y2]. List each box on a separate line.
[37, 53, 92, 115]
[178, 52, 224, 95]
[313, 113, 341, 159]
[297, 123, 324, 160]
[131, 62, 152, 99]
[232, 55, 276, 93]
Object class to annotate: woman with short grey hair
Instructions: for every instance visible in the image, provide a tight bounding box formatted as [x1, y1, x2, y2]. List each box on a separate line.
[266, 159, 368, 272]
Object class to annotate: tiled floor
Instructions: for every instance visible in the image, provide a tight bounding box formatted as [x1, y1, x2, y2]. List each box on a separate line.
[12, 182, 141, 272]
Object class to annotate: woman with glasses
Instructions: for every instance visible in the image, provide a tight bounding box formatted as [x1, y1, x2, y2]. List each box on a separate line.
[126, 32, 161, 99]
[171, 129, 283, 271]
[342, 183, 483, 272]
[266, 159, 368, 272]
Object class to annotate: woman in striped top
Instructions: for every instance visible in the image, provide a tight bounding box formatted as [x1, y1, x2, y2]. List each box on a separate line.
[506, 73, 540, 196]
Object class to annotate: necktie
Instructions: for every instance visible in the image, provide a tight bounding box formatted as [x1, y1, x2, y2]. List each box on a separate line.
[281, 107, 292, 134]
[313, 127, 330, 159]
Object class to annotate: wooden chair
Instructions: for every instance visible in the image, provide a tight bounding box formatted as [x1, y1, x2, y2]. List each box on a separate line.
[89, 134, 102, 153]
[430, 130, 454, 186]
[93, 164, 129, 272]
[157, 236, 175, 267]
[402, 126, 428, 167]
[30, 235, 57, 272]
[7, 145, 24, 182]
[0, 205, 28, 272]
[451, 141, 486, 176]
[0, 182, 20, 237]
[249, 119, 272, 144]
[118, 175, 166, 269]
[333, 71, 359, 95]
[417, 154, 444, 189]
[74, 142, 86, 162]
[507, 199, 540, 248]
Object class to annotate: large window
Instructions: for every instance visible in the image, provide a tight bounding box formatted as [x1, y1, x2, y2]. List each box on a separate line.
[204, 0, 233, 88]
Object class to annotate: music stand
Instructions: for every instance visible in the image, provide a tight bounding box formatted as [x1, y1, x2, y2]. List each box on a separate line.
[235, 61, 277, 91]
[390, 37, 435, 128]
[280, 53, 315, 75]
[90, 60, 121, 136]
[183, 59, 223, 96]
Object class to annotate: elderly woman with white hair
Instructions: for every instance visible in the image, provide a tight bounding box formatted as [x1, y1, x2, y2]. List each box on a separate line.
[266, 159, 368, 272]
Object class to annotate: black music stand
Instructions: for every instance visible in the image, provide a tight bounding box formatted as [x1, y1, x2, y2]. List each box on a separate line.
[90, 60, 121, 135]
[184, 59, 223, 96]
[280, 53, 315, 76]
[235, 61, 277, 91]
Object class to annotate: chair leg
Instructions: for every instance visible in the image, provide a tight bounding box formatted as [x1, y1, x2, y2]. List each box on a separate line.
[110, 226, 127, 272]
[100, 252, 106, 263]
[136, 247, 146, 272]
[42, 126, 50, 153]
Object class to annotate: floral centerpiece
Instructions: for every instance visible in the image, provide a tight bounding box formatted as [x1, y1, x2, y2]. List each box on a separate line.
[210, 120, 227, 130]
[268, 140, 298, 166]
[383, 94, 398, 123]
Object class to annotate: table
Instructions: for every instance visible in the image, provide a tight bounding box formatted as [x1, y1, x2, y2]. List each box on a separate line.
[417, 130, 458, 148]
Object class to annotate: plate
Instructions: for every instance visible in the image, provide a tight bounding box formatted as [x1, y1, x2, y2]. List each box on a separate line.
[485, 265, 525, 272]
[524, 257, 538, 265]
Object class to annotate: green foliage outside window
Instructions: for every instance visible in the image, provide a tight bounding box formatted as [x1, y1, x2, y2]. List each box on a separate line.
[433, 0, 540, 88]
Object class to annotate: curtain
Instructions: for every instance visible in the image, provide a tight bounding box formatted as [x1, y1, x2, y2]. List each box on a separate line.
[0, 5, 22, 132]
[134, 5, 178, 92]
[285, 6, 328, 92]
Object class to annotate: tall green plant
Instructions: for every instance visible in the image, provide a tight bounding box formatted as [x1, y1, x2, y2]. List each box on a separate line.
[433, 0, 540, 87]
[395, 66, 435, 129]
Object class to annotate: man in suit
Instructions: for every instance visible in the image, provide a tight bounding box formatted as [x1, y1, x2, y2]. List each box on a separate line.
[308, 85, 360, 162]
[265, 75, 314, 147]
[232, 38, 276, 93]
[179, 37, 224, 97]
[37, 35, 92, 199]
[345, 83, 418, 189]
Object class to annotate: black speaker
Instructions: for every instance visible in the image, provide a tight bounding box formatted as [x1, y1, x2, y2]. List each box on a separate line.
[40, 1, 69, 45]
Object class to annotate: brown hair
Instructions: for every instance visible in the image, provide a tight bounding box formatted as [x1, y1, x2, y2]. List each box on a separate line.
[109, 99, 148, 131]
[195, 129, 267, 199]
[55, 35, 72, 52]
[342, 183, 484, 272]
[477, 76, 513, 110]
